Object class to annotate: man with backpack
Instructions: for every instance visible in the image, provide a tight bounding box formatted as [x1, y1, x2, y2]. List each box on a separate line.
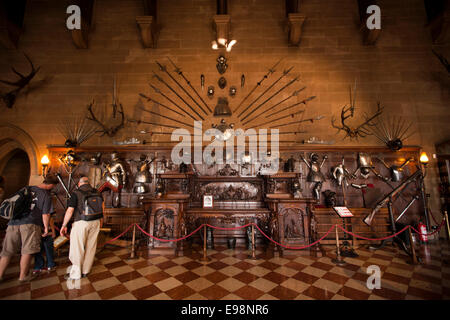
[60, 176, 103, 280]
[0, 175, 59, 282]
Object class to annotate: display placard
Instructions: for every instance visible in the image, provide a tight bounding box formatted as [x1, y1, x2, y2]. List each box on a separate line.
[333, 206, 354, 218]
[203, 195, 214, 208]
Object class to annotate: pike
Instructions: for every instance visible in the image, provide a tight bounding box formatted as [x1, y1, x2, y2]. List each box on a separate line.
[246, 110, 305, 129]
[269, 115, 324, 128]
[241, 75, 299, 122]
[238, 66, 293, 119]
[156, 61, 208, 116]
[140, 106, 194, 128]
[56, 173, 71, 199]
[234, 59, 282, 114]
[241, 88, 306, 125]
[139, 93, 186, 118]
[149, 84, 196, 121]
[167, 57, 212, 114]
[153, 72, 204, 121]
[128, 118, 183, 130]
[265, 96, 316, 118]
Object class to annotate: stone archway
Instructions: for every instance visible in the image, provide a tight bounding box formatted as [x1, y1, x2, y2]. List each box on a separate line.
[0, 123, 40, 181]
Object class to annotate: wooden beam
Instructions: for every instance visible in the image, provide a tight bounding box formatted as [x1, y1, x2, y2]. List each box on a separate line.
[285, 0, 305, 46]
[136, 0, 158, 48]
[217, 0, 228, 15]
[0, 0, 27, 49]
[70, 0, 95, 49]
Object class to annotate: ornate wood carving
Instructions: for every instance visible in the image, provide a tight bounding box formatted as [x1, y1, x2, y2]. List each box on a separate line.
[136, 0, 159, 49]
[70, 0, 96, 49]
[154, 208, 174, 238]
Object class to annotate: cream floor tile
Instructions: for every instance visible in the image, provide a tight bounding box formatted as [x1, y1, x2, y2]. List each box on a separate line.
[302, 266, 327, 278]
[184, 293, 207, 300]
[146, 293, 172, 300]
[1, 292, 31, 300]
[329, 266, 356, 277]
[217, 277, 246, 292]
[381, 279, 409, 293]
[123, 277, 151, 291]
[220, 257, 241, 265]
[268, 257, 290, 265]
[273, 266, 299, 277]
[90, 264, 108, 274]
[136, 265, 161, 276]
[171, 256, 192, 265]
[31, 276, 60, 290]
[36, 291, 66, 300]
[331, 294, 351, 300]
[280, 278, 309, 293]
[99, 256, 121, 264]
[110, 265, 134, 276]
[164, 265, 188, 276]
[149, 256, 169, 264]
[248, 278, 278, 292]
[222, 293, 244, 300]
[293, 257, 314, 265]
[111, 292, 137, 300]
[384, 267, 413, 277]
[185, 278, 214, 292]
[344, 278, 372, 294]
[91, 277, 121, 291]
[313, 278, 342, 293]
[154, 278, 183, 291]
[365, 258, 392, 266]
[192, 266, 215, 277]
[247, 266, 271, 277]
[73, 292, 101, 300]
[414, 267, 442, 278]
[220, 266, 242, 277]
[257, 293, 278, 300]
[294, 293, 314, 300]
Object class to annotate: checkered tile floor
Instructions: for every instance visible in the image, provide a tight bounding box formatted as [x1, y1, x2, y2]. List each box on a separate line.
[1, 240, 449, 300]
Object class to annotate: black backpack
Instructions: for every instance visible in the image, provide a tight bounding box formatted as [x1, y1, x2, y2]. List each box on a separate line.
[0, 187, 33, 220]
[76, 189, 103, 221]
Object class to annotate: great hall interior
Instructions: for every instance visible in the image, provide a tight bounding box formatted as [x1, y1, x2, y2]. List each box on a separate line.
[0, 0, 449, 302]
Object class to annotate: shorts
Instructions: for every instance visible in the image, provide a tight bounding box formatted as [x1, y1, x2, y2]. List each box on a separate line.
[0, 224, 42, 256]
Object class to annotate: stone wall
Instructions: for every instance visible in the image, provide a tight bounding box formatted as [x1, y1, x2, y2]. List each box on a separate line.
[0, 0, 449, 220]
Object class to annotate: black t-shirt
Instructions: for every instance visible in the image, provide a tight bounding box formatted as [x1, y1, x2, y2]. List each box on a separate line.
[9, 186, 54, 227]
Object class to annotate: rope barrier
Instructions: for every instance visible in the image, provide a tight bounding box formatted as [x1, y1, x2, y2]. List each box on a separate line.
[96, 217, 447, 251]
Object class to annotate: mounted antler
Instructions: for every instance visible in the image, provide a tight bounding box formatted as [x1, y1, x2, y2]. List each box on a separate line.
[0, 53, 41, 108]
[86, 100, 125, 137]
[332, 103, 383, 139]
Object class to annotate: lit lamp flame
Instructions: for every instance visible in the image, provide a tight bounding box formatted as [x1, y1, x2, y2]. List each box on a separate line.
[41, 155, 50, 176]
[419, 152, 429, 165]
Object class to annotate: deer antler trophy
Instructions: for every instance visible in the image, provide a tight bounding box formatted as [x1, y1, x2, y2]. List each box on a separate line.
[0, 53, 41, 108]
[86, 100, 125, 138]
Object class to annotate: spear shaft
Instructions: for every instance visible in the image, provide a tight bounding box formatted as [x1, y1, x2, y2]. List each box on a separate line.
[140, 106, 194, 128]
[153, 72, 204, 121]
[268, 116, 324, 129]
[234, 59, 282, 114]
[238, 66, 293, 119]
[139, 93, 186, 118]
[246, 110, 305, 129]
[167, 57, 212, 114]
[265, 96, 316, 118]
[128, 119, 183, 130]
[241, 88, 306, 125]
[241, 75, 299, 122]
[149, 84, 196, 121]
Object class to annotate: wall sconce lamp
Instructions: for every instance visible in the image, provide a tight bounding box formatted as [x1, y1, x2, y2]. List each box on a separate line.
[212, 14, 237, 52]
[211, 39, 237, 52]
[419, 152, 429, 166]
[41, 155, 50, 177]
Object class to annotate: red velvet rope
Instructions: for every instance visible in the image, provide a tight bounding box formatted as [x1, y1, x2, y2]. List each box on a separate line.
[99, 223, 135, 247]
[410, 220, 445, 236]
[336, 225, 410, 241]
[135, 223, 205, 242]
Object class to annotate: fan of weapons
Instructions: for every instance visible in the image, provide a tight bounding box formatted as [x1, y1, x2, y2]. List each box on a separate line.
[368, 115, 414, 151]
[432, 49, 450, 74]
[57, 113, 98, 148]
[0, 53, 40, 108]
[331, 82, 384, 140]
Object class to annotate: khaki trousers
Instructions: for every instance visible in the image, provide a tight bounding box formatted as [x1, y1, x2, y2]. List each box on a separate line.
[68, 219, 101, 279]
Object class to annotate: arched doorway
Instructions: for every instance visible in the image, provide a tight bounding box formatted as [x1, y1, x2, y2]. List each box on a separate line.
[0, 148, 31, 199]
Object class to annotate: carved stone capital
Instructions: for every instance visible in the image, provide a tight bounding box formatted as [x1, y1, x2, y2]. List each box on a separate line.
[136, 15, 158, 48]
[213, 14, 231, 44]
[287, 13, 306, 46]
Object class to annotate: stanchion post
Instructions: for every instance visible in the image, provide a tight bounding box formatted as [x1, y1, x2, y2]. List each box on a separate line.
[249, 223, 257, 260]
[332, 225, 346, 266]
[408, 226, 419, 265]
[445, 211, 450, 242]
[129, 224, 136, 259]
[199, 225, 210, 262]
